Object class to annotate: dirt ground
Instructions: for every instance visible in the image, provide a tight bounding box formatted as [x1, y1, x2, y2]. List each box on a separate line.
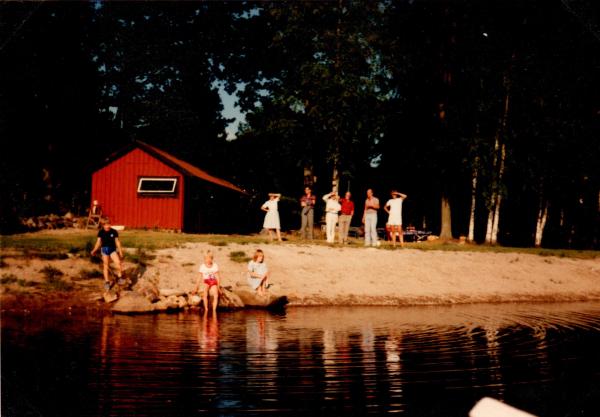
[1, 240, 599, 311]
[146, 242, 600, 306]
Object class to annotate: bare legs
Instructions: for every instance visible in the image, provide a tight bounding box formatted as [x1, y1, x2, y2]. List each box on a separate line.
[202, 284, 219, 315]
[255, 272, 270, 296]
[389, 225, 404, 247]
[267, 228, 282, 242]
[102, 252, 122, 286]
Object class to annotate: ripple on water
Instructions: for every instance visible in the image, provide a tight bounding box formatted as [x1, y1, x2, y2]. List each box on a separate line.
[2, 302, 600, 417]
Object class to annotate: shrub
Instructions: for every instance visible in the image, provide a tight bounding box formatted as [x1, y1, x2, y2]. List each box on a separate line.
[229, 251, 251, 263]
[128, 247, 156, 266]
[42, 278, 73, 292]
[1, 274, 18, 284]
[37, 252, 69, 260]
[77, 268, 103, 280]
[40, 265, 64, 280]
[40, 266, 72, 291]
[17, 279, 39, 288]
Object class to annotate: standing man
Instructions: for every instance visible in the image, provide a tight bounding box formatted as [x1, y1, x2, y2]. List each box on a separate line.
[384, 190, 408, 247]
[362, 189, 380, 247]
[338, 191, 354, 244]
[322, 191, 341, 244]
[300, 187, 316, 239]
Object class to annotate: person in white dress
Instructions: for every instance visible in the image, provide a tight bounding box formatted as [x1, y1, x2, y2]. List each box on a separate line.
[384, 190, 408, 247]
[322, 191, 341, 244]
[261, 193, 282, 242]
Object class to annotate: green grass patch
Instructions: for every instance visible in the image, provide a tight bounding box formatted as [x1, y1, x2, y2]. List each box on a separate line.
[2, 230, 597, 260]
[77, 268, 103, 280]
[229, 250, 251, 263]
[17, 279, 40, 288]
[39, 265, 73, 291]
[42, 277, 73, 291]
[1, 273, 19, 284]
[127, 247, 156, 266]
[40, 265, 63, 280]
[408, 241, 598, 259]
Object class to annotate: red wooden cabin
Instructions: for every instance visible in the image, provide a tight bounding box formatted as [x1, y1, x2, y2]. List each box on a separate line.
[91, 141, 245, 232]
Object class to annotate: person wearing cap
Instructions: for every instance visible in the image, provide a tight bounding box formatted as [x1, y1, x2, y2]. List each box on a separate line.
[261, 193, 282, 242]
[362, 189, 380, 247]
[384, 190, 408, 247]
[338, 191, 355, 244]
[322, 190, 341, 244]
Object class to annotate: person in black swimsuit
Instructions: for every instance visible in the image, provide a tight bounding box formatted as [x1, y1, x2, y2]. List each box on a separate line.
[91, 220, 124, 290]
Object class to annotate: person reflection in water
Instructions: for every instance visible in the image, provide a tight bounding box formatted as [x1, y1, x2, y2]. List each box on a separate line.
[198, 314, 219, 353]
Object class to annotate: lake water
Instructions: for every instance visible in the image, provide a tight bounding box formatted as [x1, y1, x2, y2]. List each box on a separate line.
[2, 303, 600, 417]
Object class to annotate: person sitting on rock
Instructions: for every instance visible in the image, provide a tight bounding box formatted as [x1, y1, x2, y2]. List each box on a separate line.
[91, 220, 124, 291]
[247, 249, 270, 296]
[193, 250, 221, 314]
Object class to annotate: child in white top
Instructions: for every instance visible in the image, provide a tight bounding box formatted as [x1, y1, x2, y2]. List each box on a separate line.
[193, 250, 221, 314]
[247, 249, 270, 296]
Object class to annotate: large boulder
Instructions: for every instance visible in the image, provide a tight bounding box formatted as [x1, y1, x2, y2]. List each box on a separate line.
[112, 291, 155, 314]
[219, 288, 245, 309]
[159, 288, 187, 297]
[235, 289, 288, 310]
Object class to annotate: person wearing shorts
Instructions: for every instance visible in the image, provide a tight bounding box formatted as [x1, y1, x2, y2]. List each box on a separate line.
[193, 251, 221, 314]
[91, 220, 124, 290]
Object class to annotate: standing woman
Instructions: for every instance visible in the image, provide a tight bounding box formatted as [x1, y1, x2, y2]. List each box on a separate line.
[384, 190, 408, 247]
[261, 193, 283, 242]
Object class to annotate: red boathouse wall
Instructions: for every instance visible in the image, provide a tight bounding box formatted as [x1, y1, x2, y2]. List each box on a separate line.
[91, 148, 184, 230]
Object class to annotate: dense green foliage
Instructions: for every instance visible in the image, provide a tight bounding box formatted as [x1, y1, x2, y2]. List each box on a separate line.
[1, 1, 598, 248]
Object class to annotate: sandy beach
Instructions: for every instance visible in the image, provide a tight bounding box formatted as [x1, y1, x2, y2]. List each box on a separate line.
[2, 236, 599, 310]
[147, 242, 600, 306]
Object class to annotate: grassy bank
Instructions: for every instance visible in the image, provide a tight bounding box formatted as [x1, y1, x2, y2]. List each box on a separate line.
[1, 229, 598, 259]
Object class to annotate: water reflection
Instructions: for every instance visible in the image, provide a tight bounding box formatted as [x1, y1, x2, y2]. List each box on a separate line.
[2, 302, 600, 417]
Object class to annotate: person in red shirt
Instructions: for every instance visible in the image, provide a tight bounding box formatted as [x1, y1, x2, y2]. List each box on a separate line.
[338, 191, 355, 244]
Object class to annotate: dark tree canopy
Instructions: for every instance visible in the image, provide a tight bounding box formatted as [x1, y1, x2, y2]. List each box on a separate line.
[1, 0, 598, 248]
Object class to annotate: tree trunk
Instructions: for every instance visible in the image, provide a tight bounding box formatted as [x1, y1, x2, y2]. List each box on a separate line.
[440, 196, 453, 240]
[490, 194, 502, 245]
[331, 165, 339, 193]
[534, 201, 548, 247]
[468, 166, 478, 242]
[486, 68, 510, 244]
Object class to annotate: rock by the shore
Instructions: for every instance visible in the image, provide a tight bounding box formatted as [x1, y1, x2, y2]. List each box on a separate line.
[112, 291, 155, 314]
[236, 289, 288, 309]
[219, 288, 245, 308]
[102, 290, 119, 304]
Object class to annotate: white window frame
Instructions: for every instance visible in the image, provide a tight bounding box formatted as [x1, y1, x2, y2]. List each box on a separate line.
[137, 177, 178, 194]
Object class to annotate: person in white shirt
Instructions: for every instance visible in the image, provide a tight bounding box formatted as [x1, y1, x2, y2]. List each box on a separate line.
[261, 193, 282, 242]
[247, 249, 270, 296]
[384, 190, 408, 247]
[322, 191, 341, 244]
[193, 250, 222, 314]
